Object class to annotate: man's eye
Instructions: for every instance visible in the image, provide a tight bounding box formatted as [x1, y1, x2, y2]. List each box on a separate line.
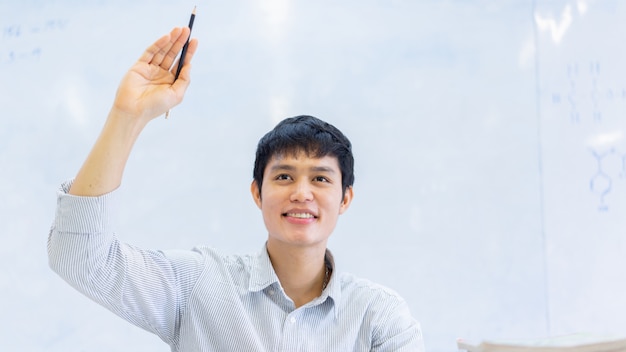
[276, 174, 291, 180]
[314, 176, 329, 182]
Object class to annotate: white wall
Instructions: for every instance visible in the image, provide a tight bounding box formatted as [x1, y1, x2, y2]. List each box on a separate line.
[1, 1, 625, 351]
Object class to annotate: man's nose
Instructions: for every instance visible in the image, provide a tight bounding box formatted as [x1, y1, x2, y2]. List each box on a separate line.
[290, 180, 314, 202]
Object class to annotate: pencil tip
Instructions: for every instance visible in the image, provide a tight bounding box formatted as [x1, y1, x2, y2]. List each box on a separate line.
[192, 6, 197, 14]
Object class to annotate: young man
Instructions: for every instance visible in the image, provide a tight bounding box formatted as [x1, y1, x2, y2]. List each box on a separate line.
[48, 27, 424, 351]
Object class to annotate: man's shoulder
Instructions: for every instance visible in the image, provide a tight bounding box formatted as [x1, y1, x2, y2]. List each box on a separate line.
[183, 246, 262, 270]
[337, 272, 406, 304]
[182, 246, 247, 261]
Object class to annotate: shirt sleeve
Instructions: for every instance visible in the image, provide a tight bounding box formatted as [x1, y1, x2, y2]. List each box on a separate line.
[47, 180, 203, 346]
[371, 295, 426, 352]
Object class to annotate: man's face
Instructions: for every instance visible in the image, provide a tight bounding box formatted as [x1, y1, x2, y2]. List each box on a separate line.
[251, 151, 353, 249]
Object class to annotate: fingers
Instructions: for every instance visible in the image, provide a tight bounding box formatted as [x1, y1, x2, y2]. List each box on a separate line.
[139, 27, 190, 70]
[171, 38, 198, 85]
[161, 27, 191, 70]
[166, 37, 198, 110]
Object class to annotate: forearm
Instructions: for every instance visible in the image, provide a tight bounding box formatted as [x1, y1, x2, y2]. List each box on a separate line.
[69, 27, 197, 197]
[69, 109, 147, 196]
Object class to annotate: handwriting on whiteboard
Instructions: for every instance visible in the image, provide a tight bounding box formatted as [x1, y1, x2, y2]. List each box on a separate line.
[1, 19, 68, 64]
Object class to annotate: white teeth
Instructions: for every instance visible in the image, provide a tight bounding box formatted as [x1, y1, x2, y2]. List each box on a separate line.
[286, 213, 314, 219]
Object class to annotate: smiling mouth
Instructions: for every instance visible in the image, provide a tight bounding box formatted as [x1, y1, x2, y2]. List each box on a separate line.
[283, 212, 317, 219]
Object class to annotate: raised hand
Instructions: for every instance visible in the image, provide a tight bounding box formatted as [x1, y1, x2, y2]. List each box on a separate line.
[69, 28, 199, 197]
[112, 27, 199, 123]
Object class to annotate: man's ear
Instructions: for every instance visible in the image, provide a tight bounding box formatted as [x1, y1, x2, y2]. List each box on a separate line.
[251, 180, 262, 209]
[339, 186, 354, 215]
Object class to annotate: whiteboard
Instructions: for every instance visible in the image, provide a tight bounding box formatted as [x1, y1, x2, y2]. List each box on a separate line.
[536, 0, 626, 333]
[1, 1, 624, 351]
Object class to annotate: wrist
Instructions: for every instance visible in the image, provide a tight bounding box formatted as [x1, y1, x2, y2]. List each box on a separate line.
[106, 106, 150, 140]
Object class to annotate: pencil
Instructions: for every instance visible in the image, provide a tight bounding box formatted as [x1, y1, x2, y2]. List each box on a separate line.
[175, 6, 196, 80]
[166, 6, 196, 119]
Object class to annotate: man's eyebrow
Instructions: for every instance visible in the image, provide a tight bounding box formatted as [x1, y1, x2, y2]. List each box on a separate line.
[269, 164, 336, 173]
[310, 166, 336, 173]
[269, 164, 296, 172]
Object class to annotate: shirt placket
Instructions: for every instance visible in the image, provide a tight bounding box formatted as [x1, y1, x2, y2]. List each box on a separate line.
[279, 309, 302, 351]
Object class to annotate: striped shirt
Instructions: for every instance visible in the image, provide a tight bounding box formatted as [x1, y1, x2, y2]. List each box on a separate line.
[48, 181, 424, 351]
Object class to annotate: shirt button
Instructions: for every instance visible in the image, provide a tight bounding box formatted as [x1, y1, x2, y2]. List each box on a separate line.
[268, 289, 275, 295]
[290, 317, 296, 324]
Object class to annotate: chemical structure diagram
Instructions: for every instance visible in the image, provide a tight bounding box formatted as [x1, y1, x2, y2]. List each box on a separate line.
[550, 61, 626, 124]
[589, 148, 626, 211]
[548, 60, 626, 211]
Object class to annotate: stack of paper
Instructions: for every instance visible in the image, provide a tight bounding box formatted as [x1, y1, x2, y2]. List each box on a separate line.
[457, 334, 626, 352]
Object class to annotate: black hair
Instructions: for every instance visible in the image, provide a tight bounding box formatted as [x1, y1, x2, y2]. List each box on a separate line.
[253, 115, 355, 198]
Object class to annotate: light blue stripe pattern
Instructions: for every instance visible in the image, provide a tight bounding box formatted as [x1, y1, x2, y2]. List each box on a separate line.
[48, 181, 424, 351]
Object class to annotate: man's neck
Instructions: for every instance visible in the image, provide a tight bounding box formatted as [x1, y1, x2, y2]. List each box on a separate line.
[266, 241, 329, 308]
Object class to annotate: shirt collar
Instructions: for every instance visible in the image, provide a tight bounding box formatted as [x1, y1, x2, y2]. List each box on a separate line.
[322, 249, 341, 320]
[248, 244, 280, 292]
[248, 244, 342, 319]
